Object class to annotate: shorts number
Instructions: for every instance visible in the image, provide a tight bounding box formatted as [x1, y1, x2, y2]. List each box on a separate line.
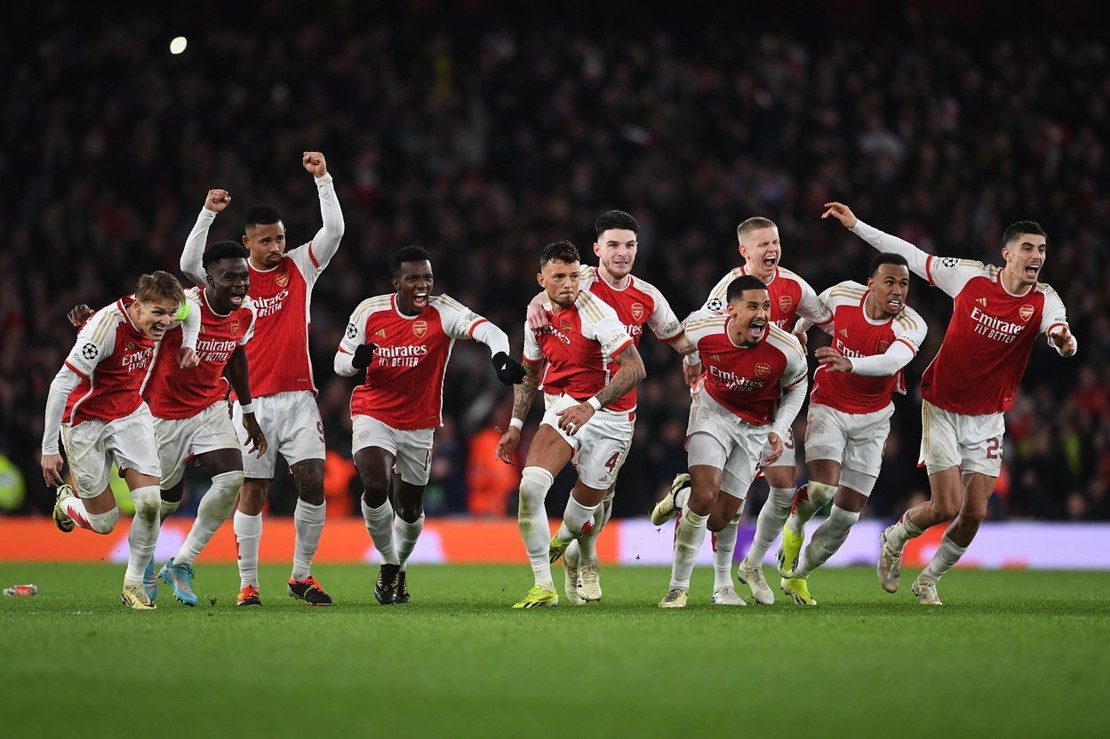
[985, 438, 1001, 460]
[604, 452, 621, 473]
[783, 430, 795, 450]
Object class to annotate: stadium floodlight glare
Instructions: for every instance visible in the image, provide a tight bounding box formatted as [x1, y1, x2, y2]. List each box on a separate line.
[169, 36, 188, 55]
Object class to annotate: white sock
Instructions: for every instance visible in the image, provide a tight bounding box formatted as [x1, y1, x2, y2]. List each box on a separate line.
[517, 466, 555, 589]
[361, 498, 399, 565]
[922, 533, 968, 582]
[159, 498, 182, 523]
[745, 486, 796, 566]
[669, 508, 709, 591]
[886, 513, 925, 549]
[125, 486, 161, 587]
[233, 510, 262, 588]
[556, 496, 599, 543]
[175, 471, 242, 567]
[712, 518, 739, 589]
[394, 513, 424, 569]
[292, 499, 326, 580]
[785, 481, 836, 535]
[796, 504, 859, 578]
[575, 494, 611, 566]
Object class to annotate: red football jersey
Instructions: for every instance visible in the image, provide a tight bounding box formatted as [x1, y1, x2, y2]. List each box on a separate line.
[920, 258, 1069, 414]
[683, 310, 808, 426]
[146, 288, 257, 420]
[62, 297, 159, 426]
[810, 281, 926, 414]
[704, 265, 831, 330]
[338, 294, 487, 430]
[582, 266, 682, 412]
[524, 290, 634, 403]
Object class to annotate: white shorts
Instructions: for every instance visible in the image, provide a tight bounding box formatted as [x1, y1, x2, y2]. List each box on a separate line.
[762, 426, 796, 472]
[804, 402, 893, 495]
[61, 403, 161, 498]
[236, 391, 325, 479]
[155, 402, 242, 489]
[919, 399, 1005, 477]
[541, 393, 634, 490]
[352, 414, 435, 486]
[685, 387, 768, 499]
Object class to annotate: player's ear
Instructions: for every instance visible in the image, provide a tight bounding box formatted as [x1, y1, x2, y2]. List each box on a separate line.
[593, 242, 602, 258]
[536, 272, 545, 288]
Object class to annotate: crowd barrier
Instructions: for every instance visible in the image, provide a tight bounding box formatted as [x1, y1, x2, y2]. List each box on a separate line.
[1, 517, 1105, 569]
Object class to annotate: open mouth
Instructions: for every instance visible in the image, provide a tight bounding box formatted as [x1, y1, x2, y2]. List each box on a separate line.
[886, 297, 903, 311]
[747, 321, 767, 341]
[229, 293, 245, 306]
[413, 292, 428, 308]
[1025, 263, 1040, 279]
[762, 255, 778, 271]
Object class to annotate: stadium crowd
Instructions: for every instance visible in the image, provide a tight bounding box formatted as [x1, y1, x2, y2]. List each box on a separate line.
[2, 0, 1108, 523]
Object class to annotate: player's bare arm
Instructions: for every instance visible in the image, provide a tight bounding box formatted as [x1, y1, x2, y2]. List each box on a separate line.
[303, 151, 327, 177]
[496, 360, 542, 463]
[225, 348, 268, 458]
[821, 202, 858, 229]
[556, 343, 645, 435]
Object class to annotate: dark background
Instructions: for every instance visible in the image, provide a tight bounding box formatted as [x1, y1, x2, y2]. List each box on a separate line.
[2, 0, 1108, 523]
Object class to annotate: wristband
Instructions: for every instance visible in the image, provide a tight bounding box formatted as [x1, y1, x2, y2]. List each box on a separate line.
[239, 402, 255, 414]
[587, 396, 602, 411]
[509, 418, 524, 430]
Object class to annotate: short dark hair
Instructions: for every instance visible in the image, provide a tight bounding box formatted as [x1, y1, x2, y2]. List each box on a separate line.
[243, 204, 281, 230]
[594, 210, 639, 238]
[869, 252, 909, 276]
[390, 245, 432, 276]
[202, 240, 250, 269]
[726, 275, 768, 302]
[539, 240, 580, 270]
[1002, 220, 1046, 247]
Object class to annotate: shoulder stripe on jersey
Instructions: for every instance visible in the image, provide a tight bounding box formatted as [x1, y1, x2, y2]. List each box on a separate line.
[1036, 283, 1060, 298]
[685, 316, 726, 332]
[768, 324, 806, 362]
[436, 294, 464, 311]
[90, 313, 116, 345]
[893, 312, 921, 330]
[829, 285, 866, 299]
[356, 295, 393, 320]
[577, 292, 607, 322]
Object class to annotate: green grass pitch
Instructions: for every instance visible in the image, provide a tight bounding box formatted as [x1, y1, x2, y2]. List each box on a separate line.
[2, 563, 1108, 738]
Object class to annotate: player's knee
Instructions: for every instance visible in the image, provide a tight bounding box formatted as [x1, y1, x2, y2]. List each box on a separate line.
[930, 499, 961, 521]
[518, 467, 554, 517]
[960, 502, 989, 524]
[131, 486, 161, 524]
[396, 502, 423, 522]
[86, 507, 120, 534]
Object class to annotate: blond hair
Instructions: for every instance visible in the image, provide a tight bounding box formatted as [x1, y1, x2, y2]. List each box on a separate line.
[736, 216, 777, 241]
[134, 270, 186, 307]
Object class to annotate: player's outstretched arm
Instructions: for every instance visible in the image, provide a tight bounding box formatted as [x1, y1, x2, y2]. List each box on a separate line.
[823, 201, 930, 280]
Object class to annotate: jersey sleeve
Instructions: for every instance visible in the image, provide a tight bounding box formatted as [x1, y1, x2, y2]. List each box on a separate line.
[781, 339, 810, 389]
[642, 283, 683, 341]
[703, 269, 741, 312]
[892, 305, 928, 352]
[796, 277, 834, 325]
[64, 311, 118, 378]
[288, 173, 345, 284]
[1039, 285, 1069, 336]
[579, 293, 633, 357]
[180, 208, 216, 285]
[239, 299, 258, 346]
[579, 264, 597, 288]
[523, 322, 544, 364]
[338, 299, 372, 355]
[923, 257, 992, 298]
[433, 295, 486, 340]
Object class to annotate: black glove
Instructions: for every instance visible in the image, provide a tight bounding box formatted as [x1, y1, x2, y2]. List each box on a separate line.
[352, 343, 377, 370]
[492, 352, 526, 385]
